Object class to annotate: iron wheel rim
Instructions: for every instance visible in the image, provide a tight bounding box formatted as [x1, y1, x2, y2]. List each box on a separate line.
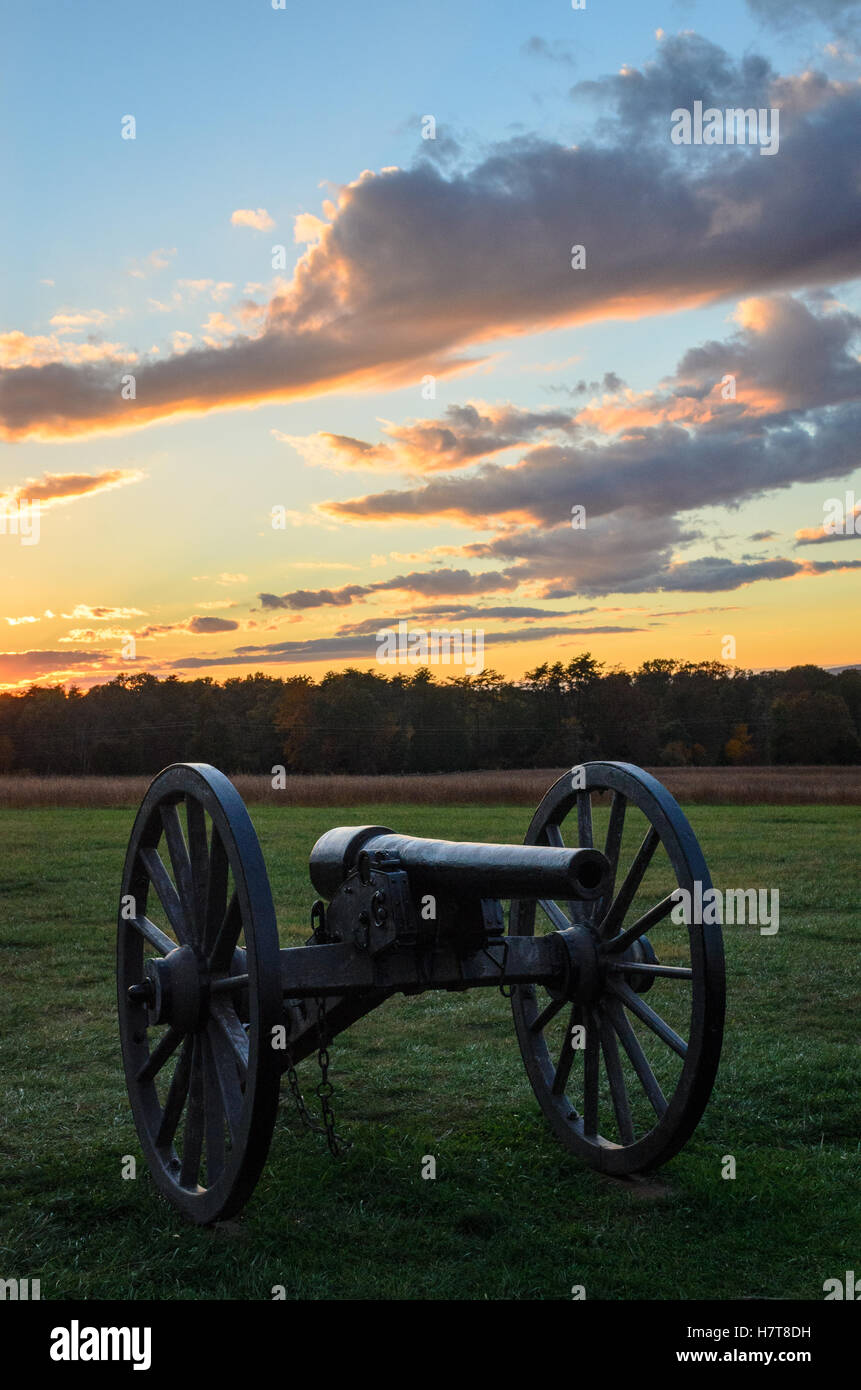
[117, 763, 282, 1224]
[510, 761, 725, 1175]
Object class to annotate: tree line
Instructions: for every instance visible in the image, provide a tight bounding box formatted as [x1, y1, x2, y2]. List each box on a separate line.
[0, 657, 859, 776]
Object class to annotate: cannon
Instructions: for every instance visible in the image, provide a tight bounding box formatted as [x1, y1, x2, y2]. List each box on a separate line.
[117, 761, 725, 1224]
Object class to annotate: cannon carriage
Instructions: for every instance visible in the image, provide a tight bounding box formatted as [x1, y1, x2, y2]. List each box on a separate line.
[117, 761, 725, 1224]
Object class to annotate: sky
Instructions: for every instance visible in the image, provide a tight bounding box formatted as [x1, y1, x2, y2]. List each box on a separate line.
[1, 0, 860, 690]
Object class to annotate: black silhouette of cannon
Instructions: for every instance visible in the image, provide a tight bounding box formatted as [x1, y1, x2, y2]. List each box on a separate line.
[117, 762, 725, 1223]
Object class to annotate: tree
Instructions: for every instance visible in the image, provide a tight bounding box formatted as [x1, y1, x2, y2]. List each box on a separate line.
[724, 722, 755, 765]
[770, 692, 860, 764]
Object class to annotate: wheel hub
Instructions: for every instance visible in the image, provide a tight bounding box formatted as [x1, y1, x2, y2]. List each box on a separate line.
[553, 924, 661, 1003]
[614, 935, 659, 993]
[553, 926, 602, 1004]
[136, 946, 209, 1031]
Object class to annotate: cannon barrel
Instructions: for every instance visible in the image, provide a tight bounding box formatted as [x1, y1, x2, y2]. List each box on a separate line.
[309, 825, 610, 903]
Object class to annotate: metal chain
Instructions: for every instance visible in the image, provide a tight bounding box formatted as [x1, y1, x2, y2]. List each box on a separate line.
[314, 996, 351, 1157]
[283, 999, 351, 1157]
[284, 1051, 322, 1135]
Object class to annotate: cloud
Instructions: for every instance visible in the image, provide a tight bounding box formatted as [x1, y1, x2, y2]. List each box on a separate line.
[795, 502, 861, 542]
[59, 627, 135, 643]
[186, 615, 240, 633]
[60, 604, 147, 620]
[571, 31, 777, 134]
[250, 290, 861, 605]
[286, 289, 861, 493]
[564, 372, 627, 399]
[335, 604, 598, 636]
[200, 311, 240, 346]
[279, 403, 578, 475]
[315, 297, 861, 591]
[522, 36, 577, 67]
[0, 469, 145, 511]
[320, 408, 861, 531]
[745, 0, 860, 40]
[245, 291, 861, 605]
[133, 615, 242, 638]
[3, 40, 860, 441]
[275, 431, 397, 472]
[128, 248, 177, 279]
[49, 309, 113, 331]
[169, 623, 646, 670]
[673, 295, 861, 416]
[176, 279, 234, 302]
[0, 330, 136, 368]
[258, 566, 522, 612]
[231, 208, 275, 231]
[0, 649, 112, 679]
[192, 572, 248, 585]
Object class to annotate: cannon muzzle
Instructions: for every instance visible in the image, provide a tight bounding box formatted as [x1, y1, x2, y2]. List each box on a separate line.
[309, 826, 610, 903]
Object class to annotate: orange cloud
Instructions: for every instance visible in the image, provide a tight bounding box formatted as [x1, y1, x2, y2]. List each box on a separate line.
[49, 309, 112, 331]
[60, 604, 147, 620]
[231, 208, 275, 231]
[0, 470, 144, 511]
[4, 88, 858, 441]
[0, 330, 136, 368]
[133, 616, 241, 638]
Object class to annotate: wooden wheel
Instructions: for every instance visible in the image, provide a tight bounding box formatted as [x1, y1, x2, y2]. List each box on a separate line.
[117, 763, 282, 1223]
[510, 762, 724, 1175]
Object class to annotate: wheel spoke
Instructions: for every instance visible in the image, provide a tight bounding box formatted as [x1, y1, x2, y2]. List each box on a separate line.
[140, 847, 191, 944]
[609, 978, 688, 1059]
[209, 890, 243, 972]
[210, 973, 249, 995]
[530, 993, 566, 1034]
[598, 825, 660, 939]
[583, 1007, 600, 1137]
[603, 893, 677, 955]
[185, 797, 210, 942]
[136, 1025, 184, 1083]
[180, 1035, 205, 1188]
[155, 1036, 193, 1148]
[160, 803, 197, 944]
[207, 1018, 245, 1140]
[552, 1005, 581, 1096]
[204, 827, 230, 953]
[598, 1006, 635, 1145]
[202, 1032, 226, 1185]
[603, 792, 627, 893]
[538, 898, 571, 932]
[128, 914, 175, 957]
[606, 999, 667, 1117]
[607, 961, 692, 981]
[576, 789, 593, 849]
[210, 998, 249, 1079]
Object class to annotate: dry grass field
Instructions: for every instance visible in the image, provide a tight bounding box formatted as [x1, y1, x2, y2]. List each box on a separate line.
[0, 764, 858, 808]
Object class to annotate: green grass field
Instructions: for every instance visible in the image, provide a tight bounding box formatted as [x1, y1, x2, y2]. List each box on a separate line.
[1, 800, 859, 1300]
